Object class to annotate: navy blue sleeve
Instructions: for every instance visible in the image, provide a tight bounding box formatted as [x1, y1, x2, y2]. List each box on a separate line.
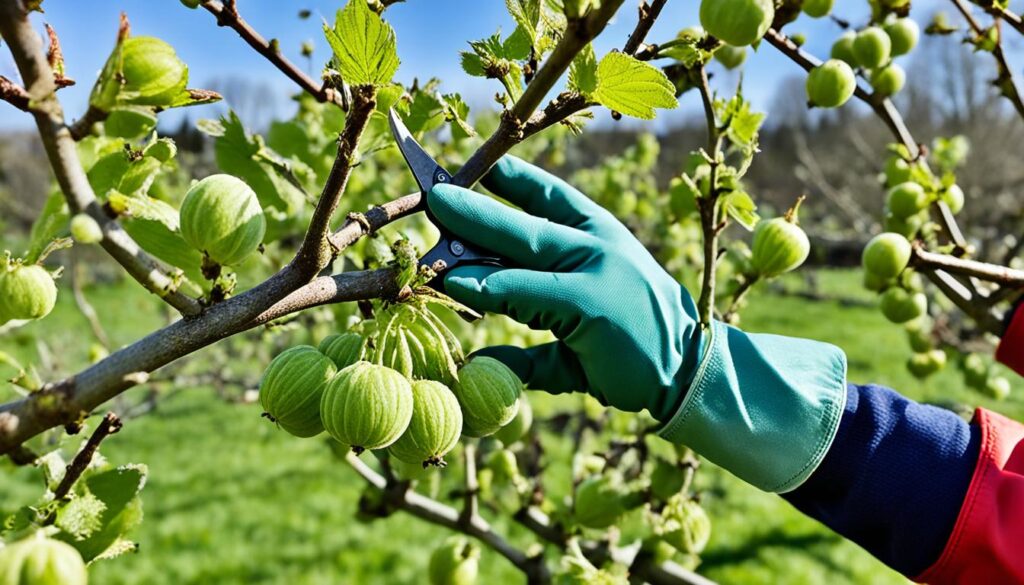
[782, 383, 981, 577]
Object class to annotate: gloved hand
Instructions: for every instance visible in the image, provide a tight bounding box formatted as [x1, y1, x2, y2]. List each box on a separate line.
[430, 156, 848, 492]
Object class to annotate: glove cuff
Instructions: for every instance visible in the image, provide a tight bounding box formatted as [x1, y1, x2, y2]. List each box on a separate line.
[658, 321, 848, 493]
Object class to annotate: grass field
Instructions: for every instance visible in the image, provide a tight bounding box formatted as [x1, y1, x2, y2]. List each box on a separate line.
[0, 269, 1019, 584]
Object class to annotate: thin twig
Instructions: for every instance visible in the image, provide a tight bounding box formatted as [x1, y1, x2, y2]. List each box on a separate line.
[0, 75, 30, 111]
[460, 442, 480, 525]
[721, 275, 759, 324]
[695, 66, 723, 327]
[200, 0, 348, 111]
[52, 412, 122, 500]
[951, 0, 1024, 120]
[70, 248, 111, 349]
[345, 452, 549, 582]
[623, 0, 670, 56]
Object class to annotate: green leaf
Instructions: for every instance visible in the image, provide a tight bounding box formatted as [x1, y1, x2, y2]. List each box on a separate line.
[61, 464, 147, 562]
[720, 190, 760, 231]
[715, 94, 765, 153]
[506, 0, 542, 45]
[24, 190, 70, 264]
[399, 91, 444, 135]
[56, 493, 107, 540]
[568, 43, 598, 95]
[104, 107, 157, 140]
[442, 93, 476, 140]
[121, 218, 203, 285]
[593, 52, 678, 120]
[87, 150, 130, 197]
[503, 26, 533, 61]
[323, 0, 400, 86]
[118, 156, 164, 196]
[107, 192, 179, 229]
[460, 52, 486, 77]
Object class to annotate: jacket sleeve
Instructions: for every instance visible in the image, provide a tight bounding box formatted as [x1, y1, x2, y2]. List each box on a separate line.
[782, 383, 1024, 584]
[915, 407, 1024, 584]
[996, 301, 1024, 376]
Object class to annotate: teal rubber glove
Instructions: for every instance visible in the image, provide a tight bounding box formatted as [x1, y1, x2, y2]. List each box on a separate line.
[430, 156, 847, 492]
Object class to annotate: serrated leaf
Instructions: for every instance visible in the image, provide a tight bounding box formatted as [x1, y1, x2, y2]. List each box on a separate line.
[60, 465, 147, 562]
[400, 91, 444, 135]
[460, 52, 486, 77]
[121, 218, 203, 286]
[441, 93, 476, 139]
[91, 538, 138, 562]
[593, 52, 677, 120]
[87, 150, 130, 196]
[56, 493, 107, 540]
[323, 0, 400, 86]
[24, 190, 70, 264]
[715, 94, 764, 153]
[721, 190, 759, 231]
[568, 43, 597, 95]
[118, 156, 164, 196]
[506, 0, 542, 45]
[212, 112, 305, 215]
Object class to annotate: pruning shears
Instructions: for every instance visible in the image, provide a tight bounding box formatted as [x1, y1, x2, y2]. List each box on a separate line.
[388, 108, 504, 288]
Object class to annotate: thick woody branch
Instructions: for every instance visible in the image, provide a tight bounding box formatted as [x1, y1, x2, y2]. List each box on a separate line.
[912, 244, 1024, 286]
[983, 3, 1024, 36]
[345, 452, 548, 582]
[200, 0, 348, 110]
[0, 80, 382, 456]
[0, 2, 203, 316]
[951, 0, 1024, 120]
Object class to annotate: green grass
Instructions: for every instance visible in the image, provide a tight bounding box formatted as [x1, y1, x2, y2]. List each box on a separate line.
[0, 269, 1019, 584]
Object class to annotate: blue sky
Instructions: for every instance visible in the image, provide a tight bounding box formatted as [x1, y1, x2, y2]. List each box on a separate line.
[0, 0, 953, 133]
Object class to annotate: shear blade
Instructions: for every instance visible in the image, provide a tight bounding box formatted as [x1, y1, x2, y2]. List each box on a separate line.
[388, 108, 448, 193]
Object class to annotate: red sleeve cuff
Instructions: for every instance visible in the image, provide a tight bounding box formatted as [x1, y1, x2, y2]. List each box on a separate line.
[915, 408, 1024, 584]
[995, 303, 1024, 376]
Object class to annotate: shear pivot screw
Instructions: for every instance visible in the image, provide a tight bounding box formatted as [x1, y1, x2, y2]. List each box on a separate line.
[450, 241, 465, 256]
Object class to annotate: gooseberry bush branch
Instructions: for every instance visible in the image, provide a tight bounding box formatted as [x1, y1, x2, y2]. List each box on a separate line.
[0, 6, 205, 317]
[762, 25, 1013, 336]
[949, 0, 1024, 121]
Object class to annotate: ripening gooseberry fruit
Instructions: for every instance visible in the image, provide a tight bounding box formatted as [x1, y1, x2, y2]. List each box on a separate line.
[70, 214, 103, 244]
[750, 199, 811, 277]
[886, 181, 928, 218]
[884, 156, 913, 187]
[699, 0, 774, 46]
[883, 212, 925, 239]
[879, 287, 927, 324]
[0, 534, 88, 585]
[320, 361, 414, 452]
[428, 537, 479, 585]
[318, 332, 366, 370]
[388, 380, 463, 467]
[870, 63, 906, 96]
[885, 18, 920, 57]
[831, 31, 858, 66]
[802, 0, 834, 18]
[259, 345, 337, 438]
[907, 349, 947, 379]
[984, 376, 1011, 400]
[806, 59, 856, 108]
[119, 37, 187, 106]
[451, 357, 522, 438]
[714, 44, 747, 70]
[179, 174, 266, 267]
[862, 232, 912, 279]
[853, 26, 892, 69]
[0, 263, 58, 322]
[940, 184, 965, 214]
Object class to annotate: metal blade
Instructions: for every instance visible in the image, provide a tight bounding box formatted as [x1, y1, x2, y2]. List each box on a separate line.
[388, 108, 451, 193]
